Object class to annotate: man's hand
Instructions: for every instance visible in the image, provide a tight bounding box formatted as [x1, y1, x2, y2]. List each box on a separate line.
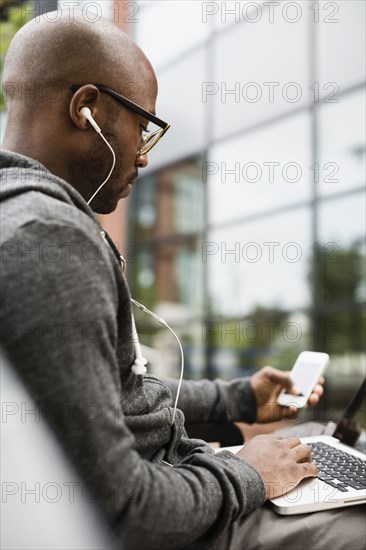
[250, 365, 324, 423]
[236, 434, 317, 499]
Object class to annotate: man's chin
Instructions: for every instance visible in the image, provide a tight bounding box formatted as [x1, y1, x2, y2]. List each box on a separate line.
[93, 185, 132, 214]
[120, 183, 132, 198]
[92, 195, 120, 215]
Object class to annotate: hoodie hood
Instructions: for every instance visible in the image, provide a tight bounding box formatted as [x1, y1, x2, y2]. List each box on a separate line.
[0, 148, 125, 283]
[0, 149, 97, 223]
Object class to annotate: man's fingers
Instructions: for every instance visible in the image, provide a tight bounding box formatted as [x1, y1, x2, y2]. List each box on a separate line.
[263, 366, 294, 391]
[257, 401, 300, 423]
[308, 393, 319, 406]
[285, 404, 300, 416]
[275, 403, 300, 419]
[263, 368, 326, 397]
[300, 461, 318, 478]
[286, 437, 302, 449]
[313, 383, 324, 396]
[292, 443, 312, 462]
[308, 383, 324, 405]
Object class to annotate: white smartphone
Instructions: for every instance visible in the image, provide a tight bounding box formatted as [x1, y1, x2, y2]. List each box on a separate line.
[277, 351, 329, 408]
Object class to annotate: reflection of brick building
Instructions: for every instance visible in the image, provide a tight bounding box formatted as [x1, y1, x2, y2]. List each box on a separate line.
[130, 159, 204, 312]
[155, 170, 175, 237]
[152, 164, 203, 305]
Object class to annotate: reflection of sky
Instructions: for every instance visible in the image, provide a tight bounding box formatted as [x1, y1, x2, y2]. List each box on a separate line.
[208, 113, 312, 225]
[318, 1, 366, 91]
[211, 9, 309, 140]
[133, 1, 209, 70]
[318, 194, 366, 248]
[207, 192, 366, 318]
[319, 90, 366, 195]
[140, 48, 207, 174]
[0, 112, 8, 143]
[207, 208, 311, 317]
[58, 0, 112, 18]
[135, 0, 365, 92]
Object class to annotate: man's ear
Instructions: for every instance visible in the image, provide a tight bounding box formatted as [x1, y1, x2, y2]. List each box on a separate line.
[69, 84, 101, 130]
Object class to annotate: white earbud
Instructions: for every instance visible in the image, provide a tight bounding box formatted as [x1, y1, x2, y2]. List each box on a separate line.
[79, 107, 116, 206]
[80, 107, 101, 134]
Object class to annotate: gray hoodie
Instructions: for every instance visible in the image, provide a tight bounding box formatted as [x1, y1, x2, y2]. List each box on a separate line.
[0, 150, 266, 549]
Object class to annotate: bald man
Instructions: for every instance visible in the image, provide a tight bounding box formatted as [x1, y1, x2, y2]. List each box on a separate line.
[1, 13, 364, 550]
[1, 13, 155, 213]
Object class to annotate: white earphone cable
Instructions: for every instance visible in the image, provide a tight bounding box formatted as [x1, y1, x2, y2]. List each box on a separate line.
[87, 131, 116, 205]
[130, 298, 184, 425]
[90, 117, 184, 425]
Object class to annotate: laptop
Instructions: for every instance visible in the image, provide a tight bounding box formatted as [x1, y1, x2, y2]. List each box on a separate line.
[218, 378, 366, 515]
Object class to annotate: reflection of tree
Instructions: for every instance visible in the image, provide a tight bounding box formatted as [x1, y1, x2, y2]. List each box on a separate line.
[309, 243, 366, 354]
[206, 243, 366, 377]
[205, 306, 300, 374]
[1, 2, 33, 111]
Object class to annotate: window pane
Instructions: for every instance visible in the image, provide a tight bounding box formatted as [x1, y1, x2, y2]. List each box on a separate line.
[142, 49, 207, 173]
[315, 193, 366, 380]
[131, 159, 204, 240]
[317, 192, 366, 306]
[318, 90, 366, 196]
[212, 6, 309, 140]
[129, 160, 205, 317]
[206, 208, 312, 317]
[0, 112, 7, 143]
[128, 240, 204, 388]
[132, 320, 206, 380]
[131, 240, 204, 326]
[203, 311, 312, 380]
[317, 0, 366, 94]
[208, 113, 312, 224]
[134, 1, 210, 70]
[211, 1, 279, 30]
[129, 240, 205, 379]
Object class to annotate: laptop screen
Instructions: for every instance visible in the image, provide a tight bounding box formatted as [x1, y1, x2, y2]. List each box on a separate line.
[332, 378, 366, 447]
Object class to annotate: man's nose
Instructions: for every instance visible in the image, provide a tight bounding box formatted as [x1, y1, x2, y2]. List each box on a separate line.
[135, 152, 148, 168]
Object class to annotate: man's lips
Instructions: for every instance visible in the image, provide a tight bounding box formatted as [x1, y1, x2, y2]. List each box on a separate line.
[117, 173, 138, 196]
[127, 172, 138, 186]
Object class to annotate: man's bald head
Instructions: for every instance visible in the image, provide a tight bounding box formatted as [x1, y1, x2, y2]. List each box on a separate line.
[3, 11, 157, 108]
[1, 13, 161, 214]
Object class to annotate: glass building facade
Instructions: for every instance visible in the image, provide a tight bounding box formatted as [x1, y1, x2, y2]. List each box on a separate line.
[1, 1, 364, 417]
[129, 1, 365, 414]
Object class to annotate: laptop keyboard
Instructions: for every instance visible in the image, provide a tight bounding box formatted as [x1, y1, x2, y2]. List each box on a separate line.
[309, 442, 366, 492]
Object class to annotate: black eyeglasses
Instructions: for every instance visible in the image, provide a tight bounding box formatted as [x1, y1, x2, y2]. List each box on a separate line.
[70, 84, 170, 155]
